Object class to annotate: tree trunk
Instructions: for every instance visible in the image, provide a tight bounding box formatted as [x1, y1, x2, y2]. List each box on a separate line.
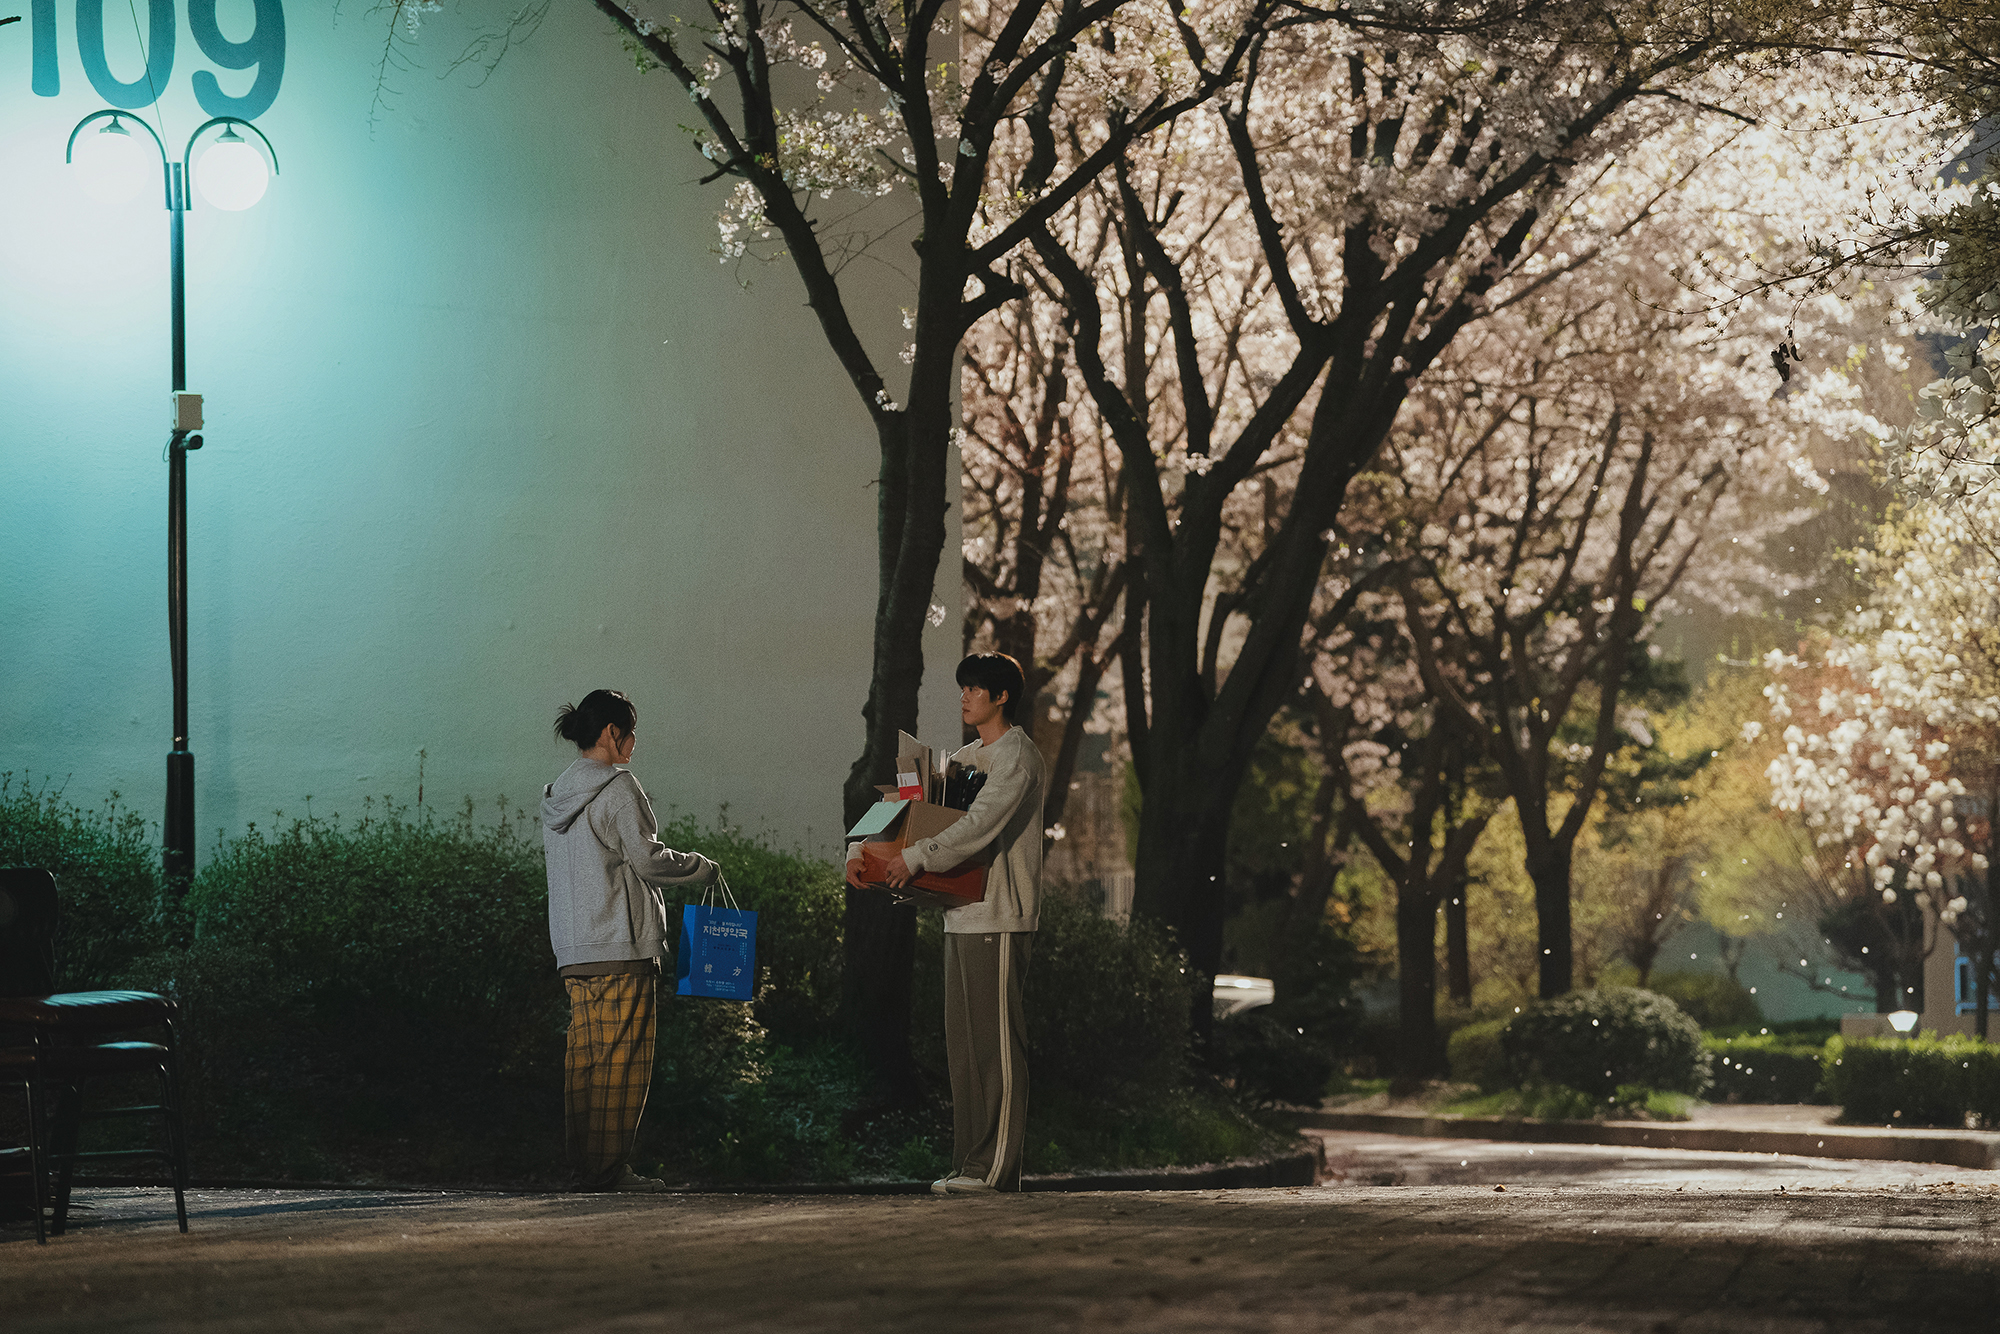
[1871, 962, 1901, 1013]
[1974, 953, 1990, 1041]
[1443, 876, 1471, 1005]
[1039, 644, 1114, 834]
[1131, 771, 1235, 1049]
[1632, 937, 1659, 989]
[1978, 851, 1999, 1040]
[839, 894, 920, 1103]
[836, 372, 954, 1100]
[1271, 776, 1343, 1003]
[1524, 838, 1575, 998]
[1394, 873, 1444, 1086]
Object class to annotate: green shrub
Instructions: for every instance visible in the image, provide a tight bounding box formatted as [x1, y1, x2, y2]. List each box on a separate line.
[1019, 888, 1195, 1099]
[1517, 1082, 1593, 1120]
[1447, 1018, 1512, 1092]
[1645, 971, 1763, 1031]
[1823, 1035, 2000, 1127]
[642, 999, 861, 1183]
[1022, 1084, 1283, 1174]
[1704, 1035, 1829, 1104]
[1209, 916, 1361, 1105]
[0, 774, 165, 988]
[912, 886, 1284, 1171]
[6, 780, 1318, 1184]
[73, 793, 858, 1185]
[1503, 988, 1710, 1098]
[656, 809, 845, 1046]
[1210, 1009, 1339, 1106]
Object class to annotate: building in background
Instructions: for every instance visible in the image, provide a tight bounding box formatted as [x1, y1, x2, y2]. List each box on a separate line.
[0, 4, 959, 859]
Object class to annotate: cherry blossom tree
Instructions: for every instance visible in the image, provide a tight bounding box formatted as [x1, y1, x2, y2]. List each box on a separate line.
[1766, 487, 2000, 1030]
[959, 287, 1132, 836]
[1305, 622, 1498, 1076]
[1006, 1, 1929, 1011]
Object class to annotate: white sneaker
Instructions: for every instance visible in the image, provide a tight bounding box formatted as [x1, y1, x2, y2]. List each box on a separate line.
[613, 1167, 668, 1193]
[931, 1175, 997, 1195]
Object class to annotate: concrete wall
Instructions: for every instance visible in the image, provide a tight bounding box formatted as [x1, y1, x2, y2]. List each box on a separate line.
[0, 2, 960, 861]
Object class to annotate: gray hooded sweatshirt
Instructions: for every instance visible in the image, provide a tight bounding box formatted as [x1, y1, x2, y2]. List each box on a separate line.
[541, 758, 716, 969]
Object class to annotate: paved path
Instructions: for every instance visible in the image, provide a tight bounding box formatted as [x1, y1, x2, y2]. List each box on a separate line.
[6, 1146, 1999, 1333]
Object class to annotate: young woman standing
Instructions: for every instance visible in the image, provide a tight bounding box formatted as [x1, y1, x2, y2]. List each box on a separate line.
[541, 688, 718, 1192]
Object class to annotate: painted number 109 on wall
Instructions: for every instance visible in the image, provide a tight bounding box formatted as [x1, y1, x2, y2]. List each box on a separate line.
[29, 0, 285, 120]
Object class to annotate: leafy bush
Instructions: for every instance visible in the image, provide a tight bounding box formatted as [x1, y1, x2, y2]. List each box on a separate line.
[1503, 988, 1710, 1098]
[912, 885, 1280, 1170]
[656, 808, 845, 1045]
[1209, 919, 1359, 1106]
[7, 781, 1310, 1184]
[0, 773, 164, 988]
[1443, 1080, 1694, 1121]
[1023, 1083, 1284, 1174]
[1823, 1035, 2000, 1127]
[1443, 1082, 1597, 1120]
[0, 783, 863, 1185]
[1209, 1009, 1339, 1106]
[642, 998, 861, 1182]
[1704, 1035, 1829, 1104]
[1644, 971, 1763, 1031]
[1446, 1018, 1512, 1092]
[1019, 888, 1195, 1099]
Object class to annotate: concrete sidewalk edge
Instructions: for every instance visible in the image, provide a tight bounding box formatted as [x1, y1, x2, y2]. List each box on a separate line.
[1298, 1110, 2000, 1170]
[62, 1149, 1322, 1199]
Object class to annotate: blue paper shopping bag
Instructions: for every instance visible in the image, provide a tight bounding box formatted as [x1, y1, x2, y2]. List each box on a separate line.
[676, 877, 758, 1000]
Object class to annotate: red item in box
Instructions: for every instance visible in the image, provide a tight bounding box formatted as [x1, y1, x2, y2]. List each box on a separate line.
[856, 841, 986, 908]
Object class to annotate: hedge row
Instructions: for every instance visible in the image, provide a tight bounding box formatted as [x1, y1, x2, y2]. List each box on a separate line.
[1444, 989, 1711, 1098]
[1, 774, 1293, 1184]
[1703, 1035, 1828, 1104]
[1824, 1035, 2000, 1128]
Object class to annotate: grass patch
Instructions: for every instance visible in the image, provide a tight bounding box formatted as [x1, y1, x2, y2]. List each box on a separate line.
[1024, 1086, 1290, 1175]
[1436, 1082, 1695, 1122]
[1327, 1074, 1392, 1101]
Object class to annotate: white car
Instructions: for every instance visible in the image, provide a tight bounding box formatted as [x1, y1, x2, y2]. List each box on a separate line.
[1212, 974, 1275, 1019]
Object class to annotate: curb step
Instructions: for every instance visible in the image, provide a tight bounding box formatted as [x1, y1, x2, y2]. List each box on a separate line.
[1300, 1110, 2000, 1170]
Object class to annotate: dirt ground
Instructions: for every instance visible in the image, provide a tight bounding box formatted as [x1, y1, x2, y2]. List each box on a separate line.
[6, 1143, 1999, 1334]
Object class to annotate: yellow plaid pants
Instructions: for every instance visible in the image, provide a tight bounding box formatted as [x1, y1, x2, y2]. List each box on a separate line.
[563, 972, 658, 1190]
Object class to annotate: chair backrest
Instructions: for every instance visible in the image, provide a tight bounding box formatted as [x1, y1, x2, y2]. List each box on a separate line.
[0, 867, 59, 998]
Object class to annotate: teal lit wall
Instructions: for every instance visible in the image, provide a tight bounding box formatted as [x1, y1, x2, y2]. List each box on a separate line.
[0, 3, 961, 859]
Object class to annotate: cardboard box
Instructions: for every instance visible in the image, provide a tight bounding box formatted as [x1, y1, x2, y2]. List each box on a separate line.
[844, 797, 987, 909]
[845, 730, 987, 909]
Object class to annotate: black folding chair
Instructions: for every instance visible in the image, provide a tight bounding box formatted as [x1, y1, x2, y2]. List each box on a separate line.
[0, 867, 189, 1242]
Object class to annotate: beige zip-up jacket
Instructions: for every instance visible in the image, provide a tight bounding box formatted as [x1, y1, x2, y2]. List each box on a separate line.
[902, 726, 1047, 934]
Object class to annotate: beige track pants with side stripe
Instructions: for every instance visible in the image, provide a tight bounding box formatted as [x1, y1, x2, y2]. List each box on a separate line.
[943, 931, 1033, 1191]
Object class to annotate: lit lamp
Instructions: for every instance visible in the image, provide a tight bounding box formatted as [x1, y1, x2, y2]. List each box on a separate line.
[64, 111, 280, 890]
[1887, 1010, 1920, 1035]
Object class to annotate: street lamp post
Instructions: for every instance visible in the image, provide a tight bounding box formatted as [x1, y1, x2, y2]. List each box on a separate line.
[66, 110, 279, 891]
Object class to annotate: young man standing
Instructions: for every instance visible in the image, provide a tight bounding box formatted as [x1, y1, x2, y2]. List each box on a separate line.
[849, 652, 1047, 1194]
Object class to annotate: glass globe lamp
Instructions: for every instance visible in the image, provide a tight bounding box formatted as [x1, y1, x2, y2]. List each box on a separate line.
[197, 128, 270, 211]
[74, 117, 151, 205]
